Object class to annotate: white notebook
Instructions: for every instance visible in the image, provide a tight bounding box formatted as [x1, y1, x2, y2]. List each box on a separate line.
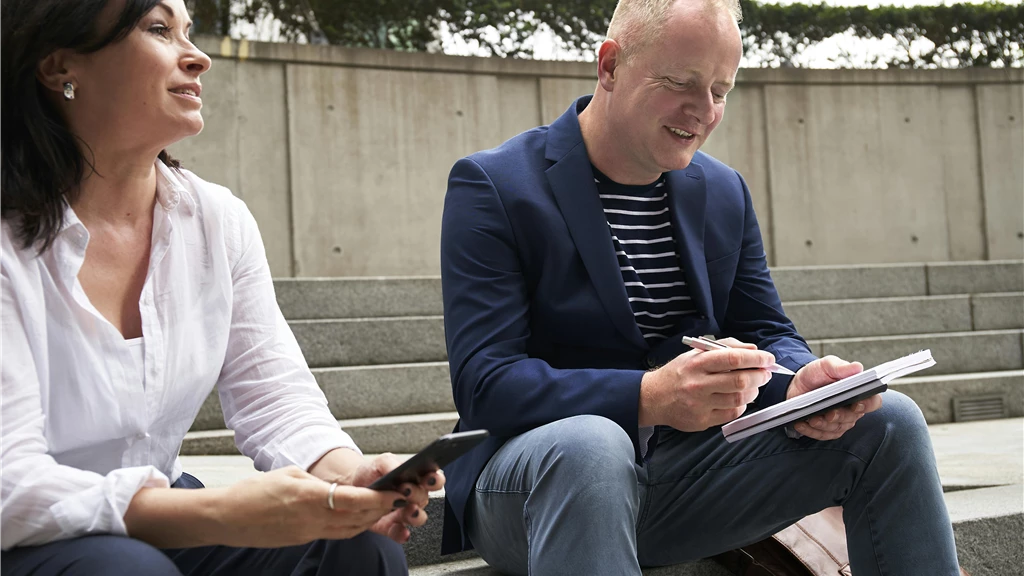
[721, 350, 936, 443]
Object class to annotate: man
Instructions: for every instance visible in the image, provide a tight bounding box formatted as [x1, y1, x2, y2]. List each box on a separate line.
[438, 0, 961, 574]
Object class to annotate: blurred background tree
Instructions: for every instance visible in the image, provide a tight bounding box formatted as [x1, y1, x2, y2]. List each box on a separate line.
[185, 0, 1024, 68]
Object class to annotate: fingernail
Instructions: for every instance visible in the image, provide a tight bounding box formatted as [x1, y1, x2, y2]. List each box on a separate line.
[403, 487, 412, 497]
[855, 403, 865, 413]
[427, 476, 437, 486]
[412, 509, 420, 518]
[393, 499, 407, 508]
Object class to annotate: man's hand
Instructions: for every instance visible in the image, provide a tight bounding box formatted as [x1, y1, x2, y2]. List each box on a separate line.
[786, 355, 881, 441]
[639, 338, 775, 431]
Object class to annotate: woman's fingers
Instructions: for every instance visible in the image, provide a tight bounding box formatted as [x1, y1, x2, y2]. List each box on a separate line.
[421, 469, 445, 491]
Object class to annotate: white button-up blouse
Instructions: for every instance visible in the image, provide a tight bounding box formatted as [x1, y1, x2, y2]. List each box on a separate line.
[1, 162, 359, 549]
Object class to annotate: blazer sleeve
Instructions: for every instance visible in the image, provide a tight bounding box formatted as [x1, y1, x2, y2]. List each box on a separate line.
[441, 157, 645, 453]
[719, 171, 818, 407]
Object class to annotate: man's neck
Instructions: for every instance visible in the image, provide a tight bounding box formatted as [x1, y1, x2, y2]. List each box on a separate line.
[578, 94, 661, 186]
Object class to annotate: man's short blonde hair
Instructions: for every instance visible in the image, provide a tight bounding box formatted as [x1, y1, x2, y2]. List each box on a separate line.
[605, 0, 742, 61]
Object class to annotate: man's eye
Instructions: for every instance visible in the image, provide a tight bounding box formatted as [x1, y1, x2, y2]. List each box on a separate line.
[713, 93, 726, 101]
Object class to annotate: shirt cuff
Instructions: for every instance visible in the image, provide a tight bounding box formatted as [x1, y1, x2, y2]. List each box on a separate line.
[264, 425, 362, 472]
[755, 351, 818, 408]
[50, 466, 169, 538]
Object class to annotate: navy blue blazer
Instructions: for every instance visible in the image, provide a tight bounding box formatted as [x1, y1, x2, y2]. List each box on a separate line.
[438, 96, 818, 554]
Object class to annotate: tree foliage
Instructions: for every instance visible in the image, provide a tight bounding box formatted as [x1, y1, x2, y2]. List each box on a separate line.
[187, 0, 1024, 68]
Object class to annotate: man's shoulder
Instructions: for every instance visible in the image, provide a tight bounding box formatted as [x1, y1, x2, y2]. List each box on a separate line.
[460, 125, 551, 175]
[686, 150, 743, 188]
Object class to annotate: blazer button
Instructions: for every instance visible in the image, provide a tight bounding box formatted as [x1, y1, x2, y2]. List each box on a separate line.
[646, 357, 657, 368]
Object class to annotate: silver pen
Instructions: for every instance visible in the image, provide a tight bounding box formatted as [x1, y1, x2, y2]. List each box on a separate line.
[681, 335, 796, 376]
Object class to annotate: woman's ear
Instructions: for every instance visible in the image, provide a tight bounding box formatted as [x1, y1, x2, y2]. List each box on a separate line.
[36, 49, 78, 94]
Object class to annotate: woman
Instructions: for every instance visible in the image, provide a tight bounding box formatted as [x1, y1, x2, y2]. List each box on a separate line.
[0, 1, 442, 574]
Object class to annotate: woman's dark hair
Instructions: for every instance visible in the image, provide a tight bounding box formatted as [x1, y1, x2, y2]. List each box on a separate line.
[1, 0, 180, 251]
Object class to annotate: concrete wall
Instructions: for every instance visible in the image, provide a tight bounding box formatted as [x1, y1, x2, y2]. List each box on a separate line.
[170, 37, 1024, 277]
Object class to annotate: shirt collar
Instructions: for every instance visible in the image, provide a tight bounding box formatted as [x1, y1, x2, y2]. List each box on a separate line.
[155, 160, 196, 216]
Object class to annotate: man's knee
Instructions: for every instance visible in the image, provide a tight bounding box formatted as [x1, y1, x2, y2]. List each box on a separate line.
[541, 415, 636, 480]
[862, 391, 932, 457]
[44, 536, 181, 576]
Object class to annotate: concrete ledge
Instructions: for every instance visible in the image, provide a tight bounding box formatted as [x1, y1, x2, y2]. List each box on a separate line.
[814, 330, 1024, 376]
[892, 370, 1024, 424]
[275, 278, 443, 320]
[946, 484, 1024, 576]
[785, 295, 971, 339]
[771, 263, 926, 301]
[972, 292, 1024, 331]
[929, 419, 1024, 491]
[290, 316, 447, 368]
[182, 412, 459, 456]
[927, 261, 1024, 295]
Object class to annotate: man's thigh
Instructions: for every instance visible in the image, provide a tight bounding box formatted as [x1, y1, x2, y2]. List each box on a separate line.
[637, 411, 879, 566]
[466, 414, 641, 574]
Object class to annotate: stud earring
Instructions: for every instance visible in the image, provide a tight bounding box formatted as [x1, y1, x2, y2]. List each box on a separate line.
[63, 82, 75, 101]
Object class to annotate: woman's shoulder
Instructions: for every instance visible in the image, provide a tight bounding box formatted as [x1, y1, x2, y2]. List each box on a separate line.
[160, 163, 259, 235]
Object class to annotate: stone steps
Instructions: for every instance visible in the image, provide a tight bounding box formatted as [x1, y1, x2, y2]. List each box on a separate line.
[272, 261, 1024, 319]
[179, 419, 1024, 572]
[809, 329, 1023, 375]
[189, 367, 1023, 432]
[282, 309, 1023, 369]
[183, 411, 460, 455]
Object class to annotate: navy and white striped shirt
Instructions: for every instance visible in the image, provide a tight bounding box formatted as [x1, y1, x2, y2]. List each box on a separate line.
[593, 168, 696, 342]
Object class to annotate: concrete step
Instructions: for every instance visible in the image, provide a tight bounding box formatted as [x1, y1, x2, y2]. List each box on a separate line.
[192, 362, 454, 431]
[808, 329, 1024, 376]
[285, 309, 1023, 370]
[945, 484, 1024, 576]
[270, 262, 1023, 321]
[182, 412, 459, 456]
[290, 316, 447, 368]
[786, 294, 972, 339]
[191, 364, 1020, 432]
[972, 292, 1024, 331]
[890, 370, 1023, 425]
[926, 260, 1024, 296]
[181, 419, 1023, 569]
[275, 277, 442, 320]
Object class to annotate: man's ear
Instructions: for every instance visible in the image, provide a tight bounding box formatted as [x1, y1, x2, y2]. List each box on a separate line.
[596, 39, 622, 93]
[36, 49, 78, 94]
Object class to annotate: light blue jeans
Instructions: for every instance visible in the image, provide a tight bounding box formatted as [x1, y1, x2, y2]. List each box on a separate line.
[465, 391, 960, 576]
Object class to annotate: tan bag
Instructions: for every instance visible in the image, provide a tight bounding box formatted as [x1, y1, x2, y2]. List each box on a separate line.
[711, 507, 849, 576]
[712, 507, 969, 576]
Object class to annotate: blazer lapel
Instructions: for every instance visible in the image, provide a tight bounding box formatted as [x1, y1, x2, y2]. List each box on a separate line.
[665, 164, 714, 321]
[544, 99, 647, 350]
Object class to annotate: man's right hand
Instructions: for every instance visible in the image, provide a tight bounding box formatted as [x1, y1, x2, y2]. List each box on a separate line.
[638, 338, 775, 431]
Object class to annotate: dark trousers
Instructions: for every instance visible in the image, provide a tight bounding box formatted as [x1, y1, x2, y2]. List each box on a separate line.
[0, 473, 408, 576]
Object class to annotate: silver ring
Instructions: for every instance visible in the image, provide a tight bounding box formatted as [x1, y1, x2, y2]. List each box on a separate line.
[327, 482, 338, 510]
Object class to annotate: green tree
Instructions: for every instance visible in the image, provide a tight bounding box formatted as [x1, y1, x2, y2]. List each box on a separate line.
[188, 0, 1024, 68]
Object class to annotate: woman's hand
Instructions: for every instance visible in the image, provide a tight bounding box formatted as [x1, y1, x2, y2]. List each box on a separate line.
[205, 466, 407, 548]
[348, 453, 447, 543]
